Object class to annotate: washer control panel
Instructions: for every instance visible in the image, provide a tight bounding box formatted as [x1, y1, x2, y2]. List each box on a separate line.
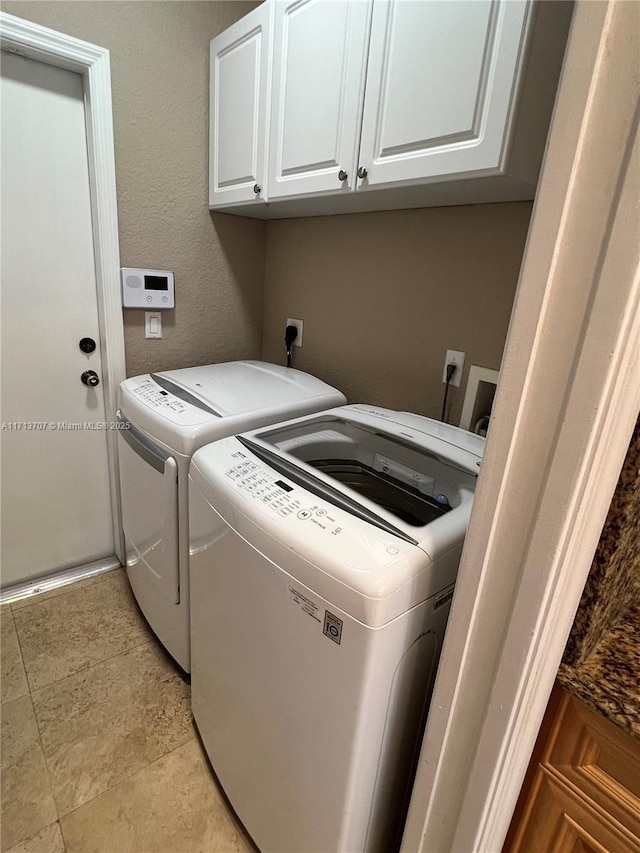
[225, 456, 347, 536]
[132, 378, 186, 413]
[122, 376, 209, 427]
[192, 437, 424, 577]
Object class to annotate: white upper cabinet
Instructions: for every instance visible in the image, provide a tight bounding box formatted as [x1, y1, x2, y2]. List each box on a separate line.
[358, 0, 530, 189]
[209, 0, 573, 216]
[266, 0, 372, 199]
[209, 2, 271, 207]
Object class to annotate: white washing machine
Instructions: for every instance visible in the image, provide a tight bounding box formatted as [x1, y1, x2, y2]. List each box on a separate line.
[117, 361, 345, 672]
[189, 404, 485, 853]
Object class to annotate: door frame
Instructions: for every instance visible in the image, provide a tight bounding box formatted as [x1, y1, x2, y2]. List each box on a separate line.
[402, 2, 640, 851]
[1, 12, 126, 563]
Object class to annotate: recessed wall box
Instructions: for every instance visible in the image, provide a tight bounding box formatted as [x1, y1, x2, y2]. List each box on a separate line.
[459, 365, 499, 433]
[121, 268, 175, 309]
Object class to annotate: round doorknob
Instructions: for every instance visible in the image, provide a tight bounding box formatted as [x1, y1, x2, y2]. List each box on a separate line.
[338, 169, 348, 182]
[79, 337, 97, 354]
[81, 370, 100, 387]
[253, 184, 261, 194]
[357, 166, 368, 180]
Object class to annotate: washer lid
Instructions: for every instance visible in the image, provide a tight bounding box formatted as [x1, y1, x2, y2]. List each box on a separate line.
[189, 430, 471, 626]
[118, 361, 346, 455]
[251, 404, 484, 479]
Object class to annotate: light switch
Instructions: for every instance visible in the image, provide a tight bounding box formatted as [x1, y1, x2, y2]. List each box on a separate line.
[145, 311, 162, 339]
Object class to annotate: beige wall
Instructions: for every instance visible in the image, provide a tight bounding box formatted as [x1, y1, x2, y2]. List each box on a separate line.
[2, 0, 265, 377]
[261, 202, 532, 423]
[4, 0, 531, 411]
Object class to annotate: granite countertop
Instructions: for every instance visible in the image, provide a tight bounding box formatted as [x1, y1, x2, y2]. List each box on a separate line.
[558, 600, 640, 741]
[558, 416, 640, 741]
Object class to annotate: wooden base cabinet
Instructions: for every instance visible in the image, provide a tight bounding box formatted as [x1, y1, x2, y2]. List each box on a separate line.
[504, 686, 640, 853]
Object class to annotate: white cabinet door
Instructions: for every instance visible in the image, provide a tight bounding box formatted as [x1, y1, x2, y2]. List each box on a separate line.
[267, 0, 372, 200]
[357, 0, 531, 190]
[209, 2, 271, 207]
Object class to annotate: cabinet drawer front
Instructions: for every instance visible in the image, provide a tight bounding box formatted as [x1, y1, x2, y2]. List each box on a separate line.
[544, 693, 640, 839]
[267, 0, 371, 199]
[507, 770, 640, 853]
[358, 0, 530, 189]
[209, 3, 271, 207]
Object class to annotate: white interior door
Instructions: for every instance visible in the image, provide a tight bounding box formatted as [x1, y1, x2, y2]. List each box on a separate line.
[1, 51, 115, 587]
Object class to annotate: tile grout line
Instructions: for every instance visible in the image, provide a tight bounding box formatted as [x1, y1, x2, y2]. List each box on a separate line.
[18, 627, 153, 696]
[58, 731, 198, 824]
[28, 635, 155, 704]
[6, 572, 196, 846]
[13, 574, 155, 694]
[57, 814, 70, 853]
[3, 573, 187, 852]
[14, 615, 61, 832]
[3, 621, 62, 851]
[0, 605, 29, 705]
[9, 605, 35, 701]
[31, 635, 170, 825]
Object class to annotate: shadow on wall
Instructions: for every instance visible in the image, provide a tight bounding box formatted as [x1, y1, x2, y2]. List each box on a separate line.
[210, 210, 267, 353]
[260, 202, 533, 423]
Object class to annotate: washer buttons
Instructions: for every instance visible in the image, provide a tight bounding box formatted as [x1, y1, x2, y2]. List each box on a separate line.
[297, 509, 312, 520]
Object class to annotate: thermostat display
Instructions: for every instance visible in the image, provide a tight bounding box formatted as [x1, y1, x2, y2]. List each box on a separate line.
[121, 268, 175, 309]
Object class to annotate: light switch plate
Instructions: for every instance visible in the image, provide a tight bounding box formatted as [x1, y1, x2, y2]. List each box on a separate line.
[145, 311, 162, 339]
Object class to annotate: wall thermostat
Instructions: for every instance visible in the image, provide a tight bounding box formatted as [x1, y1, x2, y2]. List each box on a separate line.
[121, 268, 175, 309]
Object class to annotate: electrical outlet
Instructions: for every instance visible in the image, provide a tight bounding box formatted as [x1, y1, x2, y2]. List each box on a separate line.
[442, 349, 465, 387]
[286, 317, 303, 347]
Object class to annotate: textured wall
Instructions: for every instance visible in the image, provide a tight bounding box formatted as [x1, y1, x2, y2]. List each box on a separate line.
[261, 203, 531, 421]
[3, 0, 265, 377]
[4, 1, 531, 407]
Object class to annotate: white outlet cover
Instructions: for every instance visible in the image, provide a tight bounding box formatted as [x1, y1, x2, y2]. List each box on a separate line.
[286, 317, 303, 347]
[443, 349, 465, 387]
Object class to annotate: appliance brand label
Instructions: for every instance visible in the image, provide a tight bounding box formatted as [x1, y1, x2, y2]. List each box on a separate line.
[289, 586, 321, 623]
[323, 611, 343, 645]
[434, 586, 455, 611]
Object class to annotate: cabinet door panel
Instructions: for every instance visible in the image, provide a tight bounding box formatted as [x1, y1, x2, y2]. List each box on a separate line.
[209, 3, 271, 207]
[358, 0, 530, 189]
[268, 0, 372, 199]
[505, 770, 640, 853]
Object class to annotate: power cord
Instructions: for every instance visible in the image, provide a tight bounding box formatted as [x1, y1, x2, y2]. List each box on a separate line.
[441, 363, 456, 422]
[285, 325, 298, 368]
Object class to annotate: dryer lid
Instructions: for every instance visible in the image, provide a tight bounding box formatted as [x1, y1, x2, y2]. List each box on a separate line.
[119, 362, 346, 456]
[153, 361, 339, 415]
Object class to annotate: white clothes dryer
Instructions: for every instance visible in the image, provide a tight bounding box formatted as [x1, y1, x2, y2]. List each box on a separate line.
[189, 404, 485, 853]
[117, 361, 345, 671]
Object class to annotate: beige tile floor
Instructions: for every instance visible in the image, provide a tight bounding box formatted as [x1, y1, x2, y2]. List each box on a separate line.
[0, 570, 255, 853]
